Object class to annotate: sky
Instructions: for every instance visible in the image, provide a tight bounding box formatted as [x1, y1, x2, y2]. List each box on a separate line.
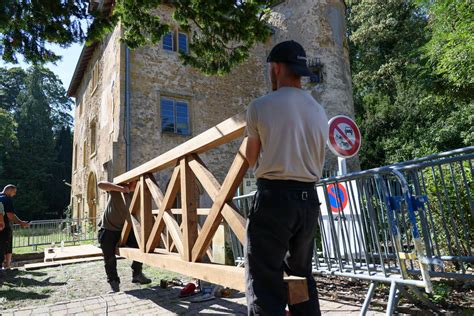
[1, 43, 84, 94]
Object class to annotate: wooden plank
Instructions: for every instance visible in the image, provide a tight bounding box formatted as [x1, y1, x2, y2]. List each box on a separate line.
[145, 176, 164, 209]
[180, 156, 198, 261]
[285, 276, 309, 305]
[188, 154, 221, 199]
[43, 245, 103, 262]
[114, 112, 246, 184]
[140, 176, 153, 252]
[112, 192, 133, 246]
[188, 153, 246, 245]
[159, 208, 210, 215]
[127, 181, 142, 247]
[163, 212, 184, 255]
[191, 139, 249, 262]
[26, 256, 121, 271]
[221, 204, 246, 245]
[118, 247, 245, 291]
[145, 165, 180, 253]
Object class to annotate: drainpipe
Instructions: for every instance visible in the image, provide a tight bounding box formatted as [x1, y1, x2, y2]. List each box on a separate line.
[125, 46, 131, 171]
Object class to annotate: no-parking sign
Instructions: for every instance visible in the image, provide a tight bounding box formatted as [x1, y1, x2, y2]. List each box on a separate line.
[327, 116, 361, 158]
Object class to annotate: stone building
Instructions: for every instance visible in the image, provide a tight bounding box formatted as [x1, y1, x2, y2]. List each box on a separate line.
[68, 0, 354, 220]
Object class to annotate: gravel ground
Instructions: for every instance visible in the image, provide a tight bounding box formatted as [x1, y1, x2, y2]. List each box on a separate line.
[0, 258, 182, 311]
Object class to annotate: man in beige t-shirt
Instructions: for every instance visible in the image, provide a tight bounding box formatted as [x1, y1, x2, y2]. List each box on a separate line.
[245, 40, 328, 316]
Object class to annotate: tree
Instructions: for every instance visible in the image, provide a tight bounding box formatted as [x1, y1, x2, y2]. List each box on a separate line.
[1, 0, 275, 75]
[347, 0, 473, 168]
[5, 67, 57, 219]
[0, 66, 73, 220]
[48, 127, 73, 218]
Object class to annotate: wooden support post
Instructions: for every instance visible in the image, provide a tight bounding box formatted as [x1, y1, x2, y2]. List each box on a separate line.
[285, 276, 309, 305]
[191, 139, 249, 262]
[180, 156, 198, 261]
[139, 176, 153, 252]
[145, 166, 180, 253]
[126, 181, 141, 245]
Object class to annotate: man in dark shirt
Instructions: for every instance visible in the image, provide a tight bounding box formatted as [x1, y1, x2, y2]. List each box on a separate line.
[97, 180, 151, 292]
[0, 185, 29, 270]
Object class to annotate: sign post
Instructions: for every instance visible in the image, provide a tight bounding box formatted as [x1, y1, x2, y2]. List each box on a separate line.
[317, 116, 363, 258]
[327, 115, 361, 175]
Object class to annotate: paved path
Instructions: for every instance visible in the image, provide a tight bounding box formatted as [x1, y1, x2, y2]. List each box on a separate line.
[1, 286, 383, 315]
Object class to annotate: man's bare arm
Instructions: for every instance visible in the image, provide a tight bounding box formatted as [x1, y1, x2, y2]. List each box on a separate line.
[98, 181, 130, 193]
[246, 136, 261, 167]
[6, 212, 29, 227]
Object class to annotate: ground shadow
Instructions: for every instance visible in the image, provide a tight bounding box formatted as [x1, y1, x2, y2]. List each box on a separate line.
[126, 286, 247, 315]
[0, 288, 50, 301]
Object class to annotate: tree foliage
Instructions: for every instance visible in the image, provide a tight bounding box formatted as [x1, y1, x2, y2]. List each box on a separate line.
[1, 0, 275, 75]
[347, 0, 473, 168]
[0, 66, 73, 219]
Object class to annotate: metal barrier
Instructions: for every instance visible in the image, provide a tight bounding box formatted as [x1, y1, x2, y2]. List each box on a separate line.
[12, 217, 99, 250]
[230, 146, 473, 315]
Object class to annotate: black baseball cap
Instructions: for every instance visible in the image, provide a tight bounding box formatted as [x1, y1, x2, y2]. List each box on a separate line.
[266, 40, 313, 77]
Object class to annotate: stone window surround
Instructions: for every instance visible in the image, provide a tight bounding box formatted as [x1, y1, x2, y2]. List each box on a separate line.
[89, 118, 98, 159]
[162, 29, 189, 54]
[159, 92, 192, 136]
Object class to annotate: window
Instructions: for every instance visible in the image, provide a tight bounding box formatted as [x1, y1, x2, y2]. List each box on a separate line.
[91, 62, 100, 95]
[83, 141, 87, 167]
[178, 32, 188, 53]
[162, 30, 188, 53]
[90, 120, 97, 156]
[160, 97, 190, 135]
[73, 144, 78, 171]
[163, 32, 174, 51]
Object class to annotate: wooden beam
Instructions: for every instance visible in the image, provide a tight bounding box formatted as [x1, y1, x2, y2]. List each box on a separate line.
[114, 112, 246, 184]
[189, 153, 247, 246]
[140, 176, 153, 252]
[180, 156, 198, 261]
[162, 212, 184, 255]
[145, 176, 164, 209]
[188, 154, 221, 200]
[145, 166, 180, 253]
[191, 139, 249, 262]
[111, 193, 132, 246]
[221, 204, 246, 245]
[118, 247, 245, 291]
[130, 183, 142, 243]
[122, 182, 142, 246]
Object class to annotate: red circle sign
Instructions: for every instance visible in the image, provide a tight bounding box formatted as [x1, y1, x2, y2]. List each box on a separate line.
[327, 183, 348, 213]
[327, 116, 361, 158]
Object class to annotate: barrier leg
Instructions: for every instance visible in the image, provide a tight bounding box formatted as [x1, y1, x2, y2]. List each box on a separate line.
[386, 281, 401, 315]
[360, 281, 377, 316]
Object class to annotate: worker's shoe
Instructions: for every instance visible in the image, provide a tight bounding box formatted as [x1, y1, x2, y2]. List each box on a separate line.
[132, 273, 151, 284]
[108, 280, 120, 292]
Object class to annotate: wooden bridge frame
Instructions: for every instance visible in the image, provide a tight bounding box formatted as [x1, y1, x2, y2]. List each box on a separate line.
[113, 112, 249, 291]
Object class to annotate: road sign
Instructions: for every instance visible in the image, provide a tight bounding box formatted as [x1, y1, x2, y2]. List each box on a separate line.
[327, 115, 361, 158]
[327, 183, 348, 213]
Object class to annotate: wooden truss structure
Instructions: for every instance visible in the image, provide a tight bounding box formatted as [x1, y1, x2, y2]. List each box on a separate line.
[113, 112, 249, 290]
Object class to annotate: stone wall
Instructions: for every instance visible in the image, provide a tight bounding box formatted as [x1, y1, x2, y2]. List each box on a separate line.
[71, 0, 356, 218]
[71, 26, 124, 219]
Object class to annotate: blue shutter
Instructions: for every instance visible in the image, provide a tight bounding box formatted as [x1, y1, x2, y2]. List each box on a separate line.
[162, 32, 173, 51]
[175, 101, 189, 135]
[178, 33, 188, 53]
[161, 98, 175, 133]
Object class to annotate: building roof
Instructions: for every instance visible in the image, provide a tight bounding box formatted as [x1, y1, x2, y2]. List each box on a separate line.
[67, 42, 98, 97]
[67, 0, 114, 97]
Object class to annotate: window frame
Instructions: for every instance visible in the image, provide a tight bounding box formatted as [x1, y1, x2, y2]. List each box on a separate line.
[90, 119, 97, 158]
[160, 96, 191, 136]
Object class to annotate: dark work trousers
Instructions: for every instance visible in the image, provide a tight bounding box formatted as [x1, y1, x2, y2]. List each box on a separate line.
[98, 228, 142, 283]
[245, 179, 321, 316]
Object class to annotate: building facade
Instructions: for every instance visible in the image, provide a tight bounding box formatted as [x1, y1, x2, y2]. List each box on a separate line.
[68, 0, 354, 220]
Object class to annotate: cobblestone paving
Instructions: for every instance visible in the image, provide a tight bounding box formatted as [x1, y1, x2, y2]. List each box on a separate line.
[1, 286, 384, 315]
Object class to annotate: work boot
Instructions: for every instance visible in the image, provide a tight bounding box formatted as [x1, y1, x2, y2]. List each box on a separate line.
[132, 272, 152, 284]
[108, 280, 120, 292]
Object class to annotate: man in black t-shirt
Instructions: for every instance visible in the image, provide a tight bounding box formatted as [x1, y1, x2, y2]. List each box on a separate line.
[0, 185, 29, 269]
